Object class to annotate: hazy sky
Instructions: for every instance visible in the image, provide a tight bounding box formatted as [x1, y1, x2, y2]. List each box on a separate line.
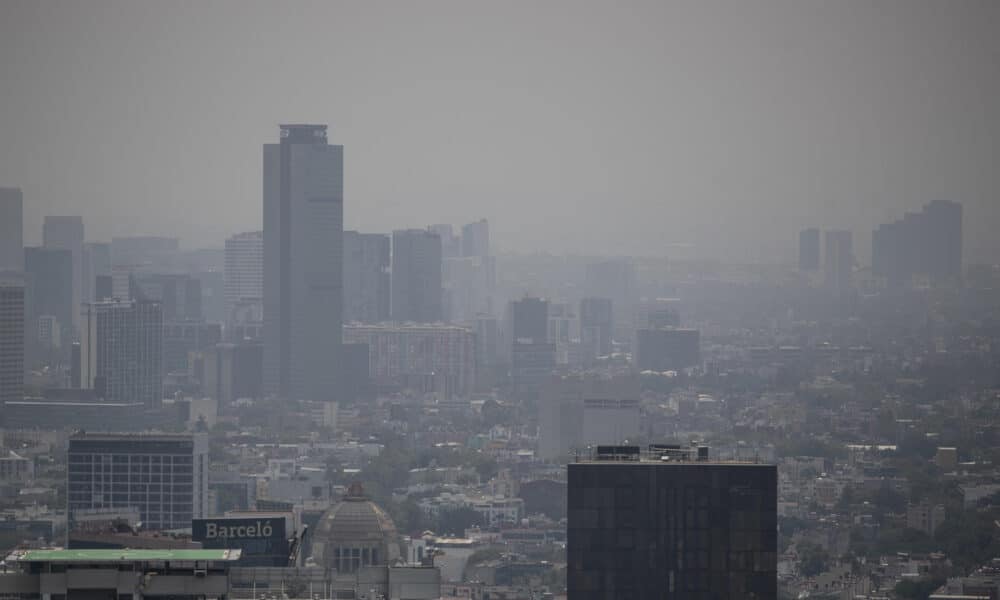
[1, 1, 998, 264]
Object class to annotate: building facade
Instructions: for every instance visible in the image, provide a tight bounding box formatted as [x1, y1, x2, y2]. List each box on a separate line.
[224, 231, 263, 319]
[343, 231, 391, 324]
[823, 229, 853, 295]
[0, 188, 23, 272]
[79, 299, 163, 407]
[635, 328, 700, 372]
[42, 216, 85, 334]
[799, 228, 820, 271]
[568, 450, 777, 599]
[0, 276, 24, 407]
[391, 229, 443, 323]
[24, 247, 74, 363]
[67, 433, 209, 530]
[580, 297, 613, 358]
[873, 200, 963, 287]
[263, 124, 344, 402]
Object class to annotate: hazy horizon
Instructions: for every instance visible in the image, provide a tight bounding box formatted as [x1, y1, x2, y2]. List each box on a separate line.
[2, 0, 999, 264]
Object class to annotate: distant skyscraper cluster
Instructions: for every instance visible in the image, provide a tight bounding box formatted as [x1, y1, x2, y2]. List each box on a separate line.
[873, 200, 963, 287]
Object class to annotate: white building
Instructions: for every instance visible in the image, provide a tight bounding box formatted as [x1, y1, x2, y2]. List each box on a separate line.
[224, 231, 263, 320]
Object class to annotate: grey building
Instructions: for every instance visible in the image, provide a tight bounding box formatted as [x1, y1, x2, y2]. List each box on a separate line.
[0, 275, 24, 407]
[162, 321, 221, 375]
[568, 447, 777, 599]
[24, 247, 74, 362]
[79, 299, 163, 407]
[224, 230, 263, 318]
[873, 200, 963, 287]
[461, 218, 489, 259]
[580, 297, 613, 358]
[343, 231, 390, 323]
[391, 229, 442, 323]
[131, 273, 202, 321]
[539, 374, 640, 460]
[823, 229, 853, 295]
[43, 216, 85, 334]
[202, 341, 263, 405]
[510, 297, 548, 343]
[585, 259, 636, 344]
[263, 124, 343, 402]
[798, 228, 820, 271]
[0, 188, 23, 272]
[635, 328, 700, 372]
[82, 242, 111, 302]
[67, 432, 209, 530]
[111, 236, 179, 269]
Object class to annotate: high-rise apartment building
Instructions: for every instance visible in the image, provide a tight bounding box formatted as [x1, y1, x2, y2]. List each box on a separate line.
[343, 231, 390, 323]
[263, 124, 343, 402]
[539, 374, 640, 460]
[873, 200, 963, 287]
[79, 299, 163, 407]
[568, 448, 777, 599]
[43, 216, 85, 334]
[67, 432, 208, 530]
[461, 219, 489, 259]
[224, 231, 263, 318]
[798, 228, 820, 271]
[391, 229, 442, 323]
[82, 242, 111, 302]
[428, 224, 461, 259]
[0, 188, 23, 272]
[580, 297, 613, 358]
[0, 275, 24, 407]
[823, 230, 853, 294]
[24, 247, 74, 362]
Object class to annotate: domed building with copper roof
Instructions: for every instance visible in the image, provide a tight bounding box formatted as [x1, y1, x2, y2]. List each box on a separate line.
[311, 483, 401, 573]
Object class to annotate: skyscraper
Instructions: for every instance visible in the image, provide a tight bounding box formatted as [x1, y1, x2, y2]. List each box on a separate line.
[343, 231, 391, 323]
[43, 216, 85, 333]
[635, 328, 700, 372]
[263, 124, 343, 402]
[510, 297, 549, 343]
[580, 297, 613, 358]
[585, 259, 636, 344]
[24, 247, 74, 363]
[79, 299, 163, 407]
[68, 432, 208, 530]
[873, 201, 963, 287]
[798, 228, 820, 271]
[461, 219, 489, 259]
[391, 229, 442, 323]
[0, 275, 25, 407]
[224, 231, 263, 318]
[428, 224, 461, 259]
[82, 242, 111, 302]
[568, 447, 777, 599]
[823, 229, 853, 294]
[0, 188, 23, 272]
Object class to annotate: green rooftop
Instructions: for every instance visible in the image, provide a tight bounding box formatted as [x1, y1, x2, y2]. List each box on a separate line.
[7, 549, 240, 562]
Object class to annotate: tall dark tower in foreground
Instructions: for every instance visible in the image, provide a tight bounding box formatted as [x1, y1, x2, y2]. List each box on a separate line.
[568, 446, 777, 599]
[263, 124, 343, 402]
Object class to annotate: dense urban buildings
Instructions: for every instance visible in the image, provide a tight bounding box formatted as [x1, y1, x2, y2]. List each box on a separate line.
[67, 432, 208, 530]
[201, 341, 264, 405]
[579, 297, 613, 358]
[568, 448, 777, 599]
[0, 188, 23, 272]
[223, 230, 263, 318]
[23, 246, 73, 363]
[391, 229, 443, 323]
[130, 273, 202, 321]
[42, 216, 84, 334]
[873, 200, 963, 287]
[81, 241, 111, 303]
[343, 231, 391, 324]
[263, 124, 344, 402]
[79, 299, 163, 407]
[0, 275, 24, 407]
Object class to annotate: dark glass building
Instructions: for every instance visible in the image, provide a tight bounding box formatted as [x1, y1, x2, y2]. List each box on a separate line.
[798, 228, 820, 271]
[634, 328, 700, 372]
[568, 448, 777, 600]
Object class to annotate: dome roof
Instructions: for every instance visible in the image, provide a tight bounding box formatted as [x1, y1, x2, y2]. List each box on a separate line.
[312, 483, 399, 546]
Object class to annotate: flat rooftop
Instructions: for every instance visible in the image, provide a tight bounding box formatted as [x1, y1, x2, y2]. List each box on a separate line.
[6, 549, 240, 563]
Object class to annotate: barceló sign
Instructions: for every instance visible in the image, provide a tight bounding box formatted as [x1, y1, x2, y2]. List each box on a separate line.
[192, 518, 286, 544]
[205, 521, 273, 539]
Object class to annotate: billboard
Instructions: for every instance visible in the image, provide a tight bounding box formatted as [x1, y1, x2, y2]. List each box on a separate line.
[192, 517, 289, 566]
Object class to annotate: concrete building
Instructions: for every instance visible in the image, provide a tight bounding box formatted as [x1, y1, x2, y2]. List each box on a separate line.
[429, 223, 461, 259]
[343, 231, 390, 324]
[585, 259, 636, 344]
[202, 341, 264, 405]
[344, 323, 475, 398]
[82, 242, 112, 302]
[311, 483, 400, 573]
[635, 328, 700, 372]
[568, 447, 777, 599]
[0, 188, 23, 272]
[538, 374, 640, 460]
[461, 219, 489, 259]
[873, 200, 963, 287]
[511, 342, 556, 401]
[263, 124, 343, 402]
[579, 297, 613, 359]
[907, 503, 946, 536]
[67, 432, 209, 530]
[130, 273, 202, 321]
[162, 321, 221, 375]
[79, 299, 163, 407]
[391, 229, 443, 323]
[0, 275, 24, 407]
[799, 228, 821, 271]
[224, 231, 263, 320]
[823, 229, 853, 295]
[42, 216, 85, 334]
[24, 247, 74, 363]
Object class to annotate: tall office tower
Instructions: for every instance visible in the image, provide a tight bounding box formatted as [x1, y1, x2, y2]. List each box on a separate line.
[79, 299, 163, 407]
[461, 219, 489, 258]
[224, 231, 263, 318]
[263, 124, 343, 402]
[81, 242, 111, 302]
[924, 200, 963, 282]
[874, 201, 963, 287]
[0, 275, 25, 407]
[163, 321, 221, 375]
[823, 230, 853, 294]
[391, 229, 443, 323]
[130, 273, 202, 320]
[24, 247, 74, 362]
[539, 374, 640, 460]
[510, 297, 549, 343]
[43, 216, 85, 333]
[429, 224, 461, 259]
[343, 231, 391, 323]
[202, 341, 264, 405]
[585, 259, 636, 344]
[798, 228, 820, 271]
[0, 188, 23, 271]
[568, 447, 777, 599]
[635, 328, 700, 372]
[67, 432, 208, 530]
[580, 297, 613, 358]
